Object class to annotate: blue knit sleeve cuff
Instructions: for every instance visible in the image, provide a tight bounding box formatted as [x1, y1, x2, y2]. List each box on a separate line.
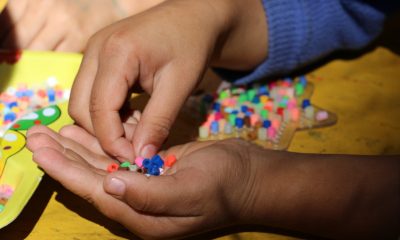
[215, 0, 386, 85]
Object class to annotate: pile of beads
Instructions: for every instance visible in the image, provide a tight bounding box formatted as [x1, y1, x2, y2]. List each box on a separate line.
[0, 184, 14, 212]
[198, 76, 331, 149]
[107, 154, 177, 176]
[0, 76, 70, 135]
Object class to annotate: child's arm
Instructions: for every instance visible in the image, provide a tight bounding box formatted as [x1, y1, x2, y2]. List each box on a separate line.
[26, 125, 400, 239]
[68, 0, 268, 161]
[0, 0, 164, 52]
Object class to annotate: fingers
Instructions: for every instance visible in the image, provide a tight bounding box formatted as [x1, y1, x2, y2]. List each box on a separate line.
[68, 41, 99, 133]
[103, 168, 205, 216]
[2, 0, 49, 49]
[27, 125, 113, 170]
[89, 40, 140, 161]
[54, 36, 85, 52]
[31, 145, 141, 229]
[58, 125, 106, 155]
[27, 20, 66, 50]
[0, 0, 28, 45]
[133, 64, 197, 158]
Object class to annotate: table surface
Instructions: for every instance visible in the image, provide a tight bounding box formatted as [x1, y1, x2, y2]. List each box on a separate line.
[1, 29, 400, 240]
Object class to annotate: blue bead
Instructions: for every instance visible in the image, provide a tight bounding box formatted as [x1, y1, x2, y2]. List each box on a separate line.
[151, 155, 164, 168]
[231, 110, 239, 115]
[210, 121, 219, 134]
[7, 101, 18, 108]
[26, 90, 34, 97]
[245, 111, 252, 117]
[212, 102, 221, 112]
[4, 112, 17, 121]
[299, 75, 307, 87]
[258, 86, 268, 95]
[142, 159, 151, 169]
[15, 91, 24, 98]
[235, 117, 244, 129]
[252, 96, 260, 104]
[149, 166, 160, 176]
[302, 99, 311, 109]
[241, 105, 248, 113]
[262, 120, 271, 128]
[47, 89, 56, 102]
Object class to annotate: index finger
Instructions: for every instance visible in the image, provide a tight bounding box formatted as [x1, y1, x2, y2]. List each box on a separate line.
[89, 42, 139, 161]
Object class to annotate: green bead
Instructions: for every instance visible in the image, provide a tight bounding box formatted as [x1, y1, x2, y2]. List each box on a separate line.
[120, 161, 131, 168]
[260, 109, 269, 119]
[295, 83, 304, 96]
[246, 89, 257, 102]
[219, 90, 229, 100]
[228, 114, 236, 126]
[0, 204, 5, 212]
[238, 93, 247, 103]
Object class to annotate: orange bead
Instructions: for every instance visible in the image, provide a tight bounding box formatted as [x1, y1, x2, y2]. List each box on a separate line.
[165, 155, 177, 167]
[107, 163, 119, 173]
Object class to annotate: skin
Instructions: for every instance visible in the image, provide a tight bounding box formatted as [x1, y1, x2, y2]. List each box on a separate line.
[26, 125, 400, 239]
[67, 0, 268, 161]
[0, 0, 164, 52]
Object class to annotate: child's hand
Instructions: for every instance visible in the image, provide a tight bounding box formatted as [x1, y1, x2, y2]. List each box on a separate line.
[26, 125, 264, 239]
[0, 0, 163, 52]
[68, 0, 267, 161]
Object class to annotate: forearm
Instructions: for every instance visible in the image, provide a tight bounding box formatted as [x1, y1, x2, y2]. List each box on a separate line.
[248, 150, 400, 239]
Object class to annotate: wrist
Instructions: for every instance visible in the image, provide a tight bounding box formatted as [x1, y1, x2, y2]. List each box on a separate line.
[210, 0, 268, 71]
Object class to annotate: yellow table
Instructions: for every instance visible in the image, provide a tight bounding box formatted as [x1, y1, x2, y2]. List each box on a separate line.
[0, 0, 7, 12]
[0, 45, 399, 239]
[0, 45, 397, 240]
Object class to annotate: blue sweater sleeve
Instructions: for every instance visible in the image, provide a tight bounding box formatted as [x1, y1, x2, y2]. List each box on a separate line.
[215, 0, 394, 85]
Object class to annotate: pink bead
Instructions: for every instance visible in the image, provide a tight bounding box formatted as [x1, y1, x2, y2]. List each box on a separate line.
[287, 99, 297, 109]
[267, 126, 277, 140]
[271, 119, 281, 129]
[135, 157, 145, 167]
[250, 114, 260, 126]
[290, 108, 300, 121]
[316, 111, 329, 121]
[214, 112, 223, 121]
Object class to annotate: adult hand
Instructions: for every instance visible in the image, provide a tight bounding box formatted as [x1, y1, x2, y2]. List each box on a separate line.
[26, 125, 262, 239]
[0, 0, 163, 52]
[68, 0, 268, 161]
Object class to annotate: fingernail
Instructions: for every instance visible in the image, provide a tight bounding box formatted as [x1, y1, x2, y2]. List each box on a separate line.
[140, 144, 157, 158]
[107, 178, 126, 196]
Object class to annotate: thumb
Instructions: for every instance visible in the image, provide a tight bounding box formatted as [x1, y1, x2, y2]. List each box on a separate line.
[103, 168, 202, 216]
[133, 67, 197, 158]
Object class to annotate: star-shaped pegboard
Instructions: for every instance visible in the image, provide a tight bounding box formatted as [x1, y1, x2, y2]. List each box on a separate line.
[194, 76, 337, 150]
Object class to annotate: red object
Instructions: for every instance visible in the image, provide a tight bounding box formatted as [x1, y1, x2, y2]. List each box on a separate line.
[107, 163, 119, 173]
[165, 155, 177, 167]
[37, 89, 47, 98]
[0, 50, 22, 64]
[34, 120, 41, 125]
[12, 124, 20, 129]
[277, 107, 284, 116]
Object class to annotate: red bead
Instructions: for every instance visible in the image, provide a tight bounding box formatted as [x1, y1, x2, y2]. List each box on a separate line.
[277, 107, 284, 116]
[107, 163, 119, 173]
